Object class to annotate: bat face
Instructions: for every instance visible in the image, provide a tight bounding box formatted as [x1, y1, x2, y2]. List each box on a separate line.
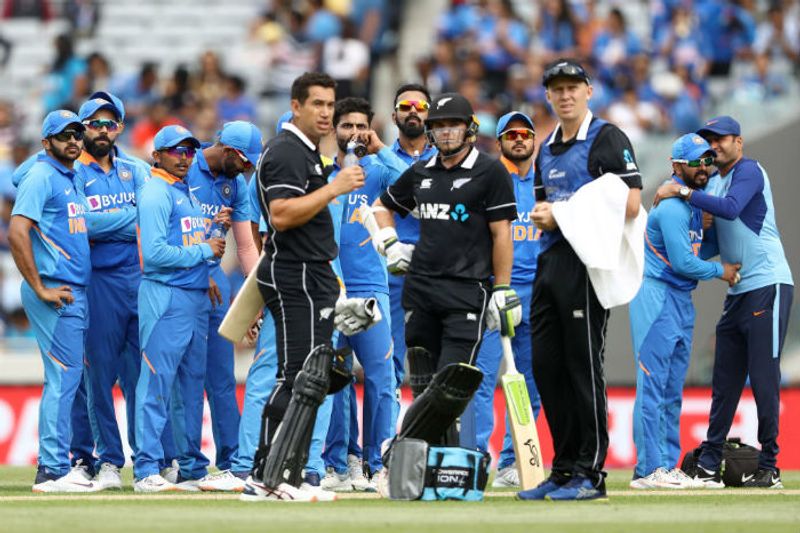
[501, 371, 545, 489]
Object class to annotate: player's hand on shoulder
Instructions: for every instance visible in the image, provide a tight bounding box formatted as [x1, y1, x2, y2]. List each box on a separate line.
[653, 183, 681, 206]
[206, 237, 226, 258]
[332, 165, 365, 195]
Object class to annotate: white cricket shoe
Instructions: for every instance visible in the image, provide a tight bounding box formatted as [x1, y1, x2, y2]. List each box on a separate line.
[240, 478, 317, 502]
[32, 469, 102, 493]
[134, 474, 178, 493]
[669, 468, 704, 489]
[175, 477, 201, 492]
[492, 465, 520, 488]
[71, 459, 94, 481]
[373, 468, 390, 498]
[95, 463, 122, 490]
[300, 481, 337, 502]
[348, 455, 376, 492]
[160, 460, 179, 484]
[321, 470, 353, 492]
[198, 470, 247, 492]
[629, 467, 683, 489]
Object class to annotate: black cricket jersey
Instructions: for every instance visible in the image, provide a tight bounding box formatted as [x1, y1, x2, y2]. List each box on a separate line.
[257, 123, 336, 262]
[380, 147, 516, 281]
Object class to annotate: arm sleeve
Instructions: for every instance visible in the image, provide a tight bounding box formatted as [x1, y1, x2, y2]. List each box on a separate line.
[232, 220, 259, 274]
[11, 170, 50, 222]
[660, 201, 723, 280]
[259, 146, 310, 202]
[588, 124, 643, 189]
[375, 146, 410, 187]
[688, 160, 763, 220]
[378, 166, 417, 216]
[485, 161, 517, 222]
[533, 151, 546, 202]
[138, 182, 211, 269]
[231, 175, 251, 222]
[84, 205, 137, 240]
[248, 178, 261, 224]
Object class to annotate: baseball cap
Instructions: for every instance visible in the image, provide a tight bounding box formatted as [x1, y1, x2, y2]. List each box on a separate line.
[218, 121, 263, 166]
[425, 93, 475, 126]
[496, 111, 535, 138]
[276, 110, 293, 135]
[41, 110, 85, 138]
[153, 125, 200, 150]
[79, 91, 124, 121]
[671, 133, 716, 162]
[542, 58, 591, 87]
[697, 115, 741, 137]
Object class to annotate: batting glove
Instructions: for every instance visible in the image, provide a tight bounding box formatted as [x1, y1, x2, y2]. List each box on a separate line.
[334, 297, 383, 336]
[486, 284, 522, 337]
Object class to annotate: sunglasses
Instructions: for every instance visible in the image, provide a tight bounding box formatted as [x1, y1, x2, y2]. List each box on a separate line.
[543, 63, 589, 85]
[232, 147, 252, 168]
[675, 156, 714, 167]
[163, 146, 196, 158]
[82, 119, 121, 132]
[500, 128, 535, 141]
[51, 129, 84, 142]
[395, 100, 430, 112]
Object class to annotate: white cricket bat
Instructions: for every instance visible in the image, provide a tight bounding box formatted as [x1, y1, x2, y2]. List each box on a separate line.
[361, 201, 381, 240]
[218, 253, 266, 343]
[500, 335, 545, 490]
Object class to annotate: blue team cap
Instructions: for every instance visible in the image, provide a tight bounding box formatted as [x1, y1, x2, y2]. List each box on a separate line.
[495, 111, 535, 138]
[218, 121, 263, 166]
[276, 110, 293, 135]
[79, 92, 124, 122]
[697, 115, 741, 137]
[153, 125, 200, 150]
[41, 109, 85, 138]
[671, 133, 716, 162]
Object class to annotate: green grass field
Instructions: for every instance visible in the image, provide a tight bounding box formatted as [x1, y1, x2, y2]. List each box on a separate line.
[1, 467, 799, 533]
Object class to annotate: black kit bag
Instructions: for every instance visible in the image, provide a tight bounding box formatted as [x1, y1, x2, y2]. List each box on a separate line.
[680, 438, 760, 486]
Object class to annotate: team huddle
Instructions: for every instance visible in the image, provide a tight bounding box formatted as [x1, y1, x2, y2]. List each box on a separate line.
[8, 58, 792, 502]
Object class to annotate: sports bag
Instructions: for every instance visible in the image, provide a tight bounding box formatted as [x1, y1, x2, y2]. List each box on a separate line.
[386, 438, 491, 501]
[680, 438, 759, 487]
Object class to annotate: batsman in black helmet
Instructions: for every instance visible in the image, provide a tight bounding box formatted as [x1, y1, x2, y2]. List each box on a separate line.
[371, 92, 520, 450]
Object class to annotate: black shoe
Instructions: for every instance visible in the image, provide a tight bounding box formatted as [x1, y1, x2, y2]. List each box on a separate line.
[693, 465, 725, 489]
[742, 468, 783, 489]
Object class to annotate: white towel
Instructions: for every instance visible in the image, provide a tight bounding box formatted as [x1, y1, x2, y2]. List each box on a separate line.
[551, 173, 647, 309]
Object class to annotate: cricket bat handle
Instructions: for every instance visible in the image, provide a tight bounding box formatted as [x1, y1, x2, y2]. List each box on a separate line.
[501, 335, 517, 373]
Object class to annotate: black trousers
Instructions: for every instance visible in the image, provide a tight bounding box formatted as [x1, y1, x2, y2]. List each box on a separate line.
[256, 259, 338, 444]
[530, 239, 610, 483]
[402, 273, 490, 371]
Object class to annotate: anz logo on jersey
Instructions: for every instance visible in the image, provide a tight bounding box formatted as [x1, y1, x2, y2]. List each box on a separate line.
[180, 215, 206, 246]
[418, 202, 470, 222]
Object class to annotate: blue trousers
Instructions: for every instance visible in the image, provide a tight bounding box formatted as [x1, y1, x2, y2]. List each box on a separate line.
[699, 284, 793, 472]
[462, 281, 539, 468]
[230, 313, 277, 474]
[22, 280, 88, 477]
[205, 266, 241, 470]
[133, 281, 210, 480]
[629, 279, 693, 478]
[388, 276, 406, 429]
[327, 291, 393, 473]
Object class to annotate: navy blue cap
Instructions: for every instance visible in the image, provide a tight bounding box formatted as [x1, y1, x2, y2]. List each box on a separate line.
[671, 133, 716, 162]
[542, 58, 591, 87]
[41, 110, 85, 138]
[218, 121, 263, 166]
[697, 115, 741, 137]
[153, 125, 200, 150]
[496, 111, 535, 138]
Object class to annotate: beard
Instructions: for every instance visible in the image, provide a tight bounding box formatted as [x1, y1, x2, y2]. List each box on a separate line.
[396, 116, 425, 139]
[336, 134, 352, 154]
[84, 135, 114, 159]
[221, 156, 241, 179]
[501, 143, 534, 162]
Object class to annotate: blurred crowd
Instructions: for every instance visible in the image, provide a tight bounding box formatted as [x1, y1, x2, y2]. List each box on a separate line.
[1, 0, 799, 338]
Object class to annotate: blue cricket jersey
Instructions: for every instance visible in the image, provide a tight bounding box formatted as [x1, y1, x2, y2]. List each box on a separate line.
[389, 139, 436, 244]
[644, 178, 723, 291]
[690, 157, 793, 294]
[501, 156, 540, 285]
[137, 168, 213, 289]
[11, 154, 91, 286]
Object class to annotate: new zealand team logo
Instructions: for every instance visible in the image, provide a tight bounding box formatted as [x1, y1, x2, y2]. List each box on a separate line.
[450, 203, 469, 222]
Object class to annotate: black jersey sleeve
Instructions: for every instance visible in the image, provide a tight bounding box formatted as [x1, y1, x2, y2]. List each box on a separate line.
[259, 143, 311, 202]
[588, 124, 643, 189]
[533, 150, 546, 202]
[485, 160, 517, 222]
[379, 166, 417, 217]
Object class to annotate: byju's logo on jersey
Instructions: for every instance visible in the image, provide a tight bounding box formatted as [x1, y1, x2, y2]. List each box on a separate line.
[181, 217, 193, 232]
[87, 195, 102, 211]
[86, 192, 135, 211]
[450, 203, 469, 222]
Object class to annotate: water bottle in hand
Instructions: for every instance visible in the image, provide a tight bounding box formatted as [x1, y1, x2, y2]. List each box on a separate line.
[343, 141, 360, 168]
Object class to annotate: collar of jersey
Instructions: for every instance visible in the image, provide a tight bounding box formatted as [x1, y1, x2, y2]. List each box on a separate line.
[282, 122, 316, 151]
[500, 156, 534, 180]
[77, 150, 117, 171]
[151, 167, 183, 185]
[392, 139, 435, 159]
[194, 148, 213, 175]
[670, 175, 687, 187]
[37, 152, 75, 177]
[425, 147, 479, 169]
[547, 110, 593, 146]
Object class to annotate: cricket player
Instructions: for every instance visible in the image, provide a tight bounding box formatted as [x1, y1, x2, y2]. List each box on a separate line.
[655, 116, 793, 489]
[630, 133, 740, 490]
[133, 125, 226, 492]
[184, 120, 261, 479]
[8, 111, 97, 492]
[461, 111, 541, 488]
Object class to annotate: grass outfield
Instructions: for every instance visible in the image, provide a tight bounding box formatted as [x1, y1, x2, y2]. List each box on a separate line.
[1, 467, 799, 533]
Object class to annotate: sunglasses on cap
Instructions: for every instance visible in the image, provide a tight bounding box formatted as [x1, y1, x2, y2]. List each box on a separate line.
[395, 100, 430, 112]
[82, 119, 121, 132]
[162, 146, 196, 158]
[543, 63, 589, 85]
[51, 129, 85, 142]
[499, 128, 535, 141]
[674, 156, 714, 168]
[231, 147, 253, 168]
